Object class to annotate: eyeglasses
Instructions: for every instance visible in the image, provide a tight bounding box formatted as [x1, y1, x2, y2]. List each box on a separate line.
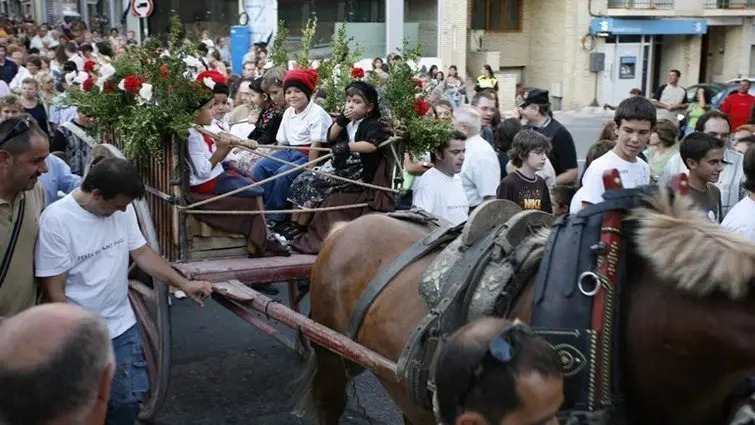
[0, 115, 32, 148]
[456, 324, 528, 411]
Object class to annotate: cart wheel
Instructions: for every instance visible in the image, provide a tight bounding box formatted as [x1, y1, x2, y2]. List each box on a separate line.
[85, 144, 172, 421]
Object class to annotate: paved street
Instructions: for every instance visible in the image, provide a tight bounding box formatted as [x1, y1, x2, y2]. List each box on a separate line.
[153, 283, 404, 425]
[150, 109, 610, 425]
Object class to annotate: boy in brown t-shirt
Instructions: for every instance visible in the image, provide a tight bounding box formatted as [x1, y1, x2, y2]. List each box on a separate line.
[497, 129, 552, 213]
[680, 131, 724, 223]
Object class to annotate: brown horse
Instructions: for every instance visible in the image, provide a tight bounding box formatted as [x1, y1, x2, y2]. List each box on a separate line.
[293, 191, 755, 425]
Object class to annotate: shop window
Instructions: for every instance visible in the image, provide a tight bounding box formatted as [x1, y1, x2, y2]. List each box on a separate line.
[471, 0, 522, 32]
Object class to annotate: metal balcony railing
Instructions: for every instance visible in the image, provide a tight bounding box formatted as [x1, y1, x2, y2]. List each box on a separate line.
[704, 0, 755, 8]
[607, 0, 674, 8]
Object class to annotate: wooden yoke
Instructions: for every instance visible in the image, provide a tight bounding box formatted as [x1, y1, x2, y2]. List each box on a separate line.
[590, 168, 624, 408]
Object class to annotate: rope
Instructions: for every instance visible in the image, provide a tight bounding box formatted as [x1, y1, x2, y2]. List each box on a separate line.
[232, 143, 399, 194]
[194, 126, 332, 152]
[178, 153, 334, 210]
[182, 203, 369, 215]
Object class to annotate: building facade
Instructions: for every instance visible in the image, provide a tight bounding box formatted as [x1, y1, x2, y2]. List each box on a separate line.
[232, 0, 755, 109]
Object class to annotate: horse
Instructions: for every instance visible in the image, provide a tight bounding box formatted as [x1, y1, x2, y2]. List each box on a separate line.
[292, 184, 755, 425]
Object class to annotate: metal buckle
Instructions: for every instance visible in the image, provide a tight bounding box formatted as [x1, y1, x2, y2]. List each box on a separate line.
[578, 271, 601, 297]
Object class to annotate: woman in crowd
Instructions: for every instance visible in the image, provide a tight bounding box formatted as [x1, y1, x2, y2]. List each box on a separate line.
[444, 65, 466, 107]
[475, 64, 498, 92]
[644, 118, 679, 182]
[684, 87, 712, 135]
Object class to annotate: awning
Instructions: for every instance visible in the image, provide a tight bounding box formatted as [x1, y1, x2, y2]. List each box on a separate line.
[590, 18, 707, 35]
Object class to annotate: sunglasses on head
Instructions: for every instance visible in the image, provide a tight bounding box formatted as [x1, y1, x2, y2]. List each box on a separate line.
[457, 323, 531, 411]
[0, 115, 32, 147]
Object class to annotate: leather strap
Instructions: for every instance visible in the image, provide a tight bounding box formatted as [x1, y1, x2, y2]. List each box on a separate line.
[591, 171, 625, 408]
[346, 223, 461, 340]
[0, 197, 26, 289]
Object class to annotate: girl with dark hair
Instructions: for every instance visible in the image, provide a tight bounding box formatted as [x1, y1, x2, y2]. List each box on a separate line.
[475, 64, 498, 92]
[286, 80, 387, 235]
[684, 87, 713, 135]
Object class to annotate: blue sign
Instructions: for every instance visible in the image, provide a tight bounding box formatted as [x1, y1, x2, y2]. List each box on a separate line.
[590, 18, 707, 35]
[230, 25, 251, 75]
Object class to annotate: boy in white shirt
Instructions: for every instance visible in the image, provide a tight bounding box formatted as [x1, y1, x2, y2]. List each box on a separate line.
[251, 69, 331, 225]
[722, 146, 755, 242]
[413, 131, 469, 225]
[581, 96, 654, 209]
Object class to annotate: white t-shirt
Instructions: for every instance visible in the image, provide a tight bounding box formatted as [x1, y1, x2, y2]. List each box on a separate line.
[570, 187, 586, 214]
[276, 101, 332, 146]
[656, 84, 686, 122]
[413, 167, 469, 225]
[658, 149, 745, 218]
[581, 150, 651, 205]
[722, 196, 755, 244]
[187, 128, 224, 187]
[460, 134, 501, 207]
[35, 193, 147, 339]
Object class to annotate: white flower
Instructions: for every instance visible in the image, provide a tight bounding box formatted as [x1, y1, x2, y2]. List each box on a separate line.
[138, 83, 153, 104]
[66, 71, 89, 86]
[96, 64, 116, 90]
[99, 64, 115, 80]
[203, 77, 215, 90]
[183, 55, 202, 69]
[117, 78, 126, 91]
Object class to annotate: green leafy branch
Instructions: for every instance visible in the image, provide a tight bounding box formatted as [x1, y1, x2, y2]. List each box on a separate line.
[270, 19, 289, 68]
[296, 16, 318, 69]
[319, 23, 362, 113]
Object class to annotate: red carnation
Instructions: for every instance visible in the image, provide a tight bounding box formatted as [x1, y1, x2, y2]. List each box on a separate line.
[82, 77, 95, 92]
[84, 60, 96, 73]
[415, 79, 424, 89]
[350, 67, 365, 79]
[413, 99, 430, 117]
[123, 75, 143, 93]
[160, 64, 169, 79]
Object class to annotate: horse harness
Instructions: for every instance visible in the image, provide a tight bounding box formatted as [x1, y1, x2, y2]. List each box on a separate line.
[345, 184, 658, 425]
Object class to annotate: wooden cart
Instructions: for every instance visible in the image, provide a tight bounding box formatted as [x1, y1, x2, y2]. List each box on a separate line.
[95, 134, 399, 421]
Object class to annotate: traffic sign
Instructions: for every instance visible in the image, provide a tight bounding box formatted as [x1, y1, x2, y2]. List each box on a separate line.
[131, 0, 154, 18]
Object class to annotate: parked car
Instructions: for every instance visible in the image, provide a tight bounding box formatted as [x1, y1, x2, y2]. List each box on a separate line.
[726, 77, 755, 84]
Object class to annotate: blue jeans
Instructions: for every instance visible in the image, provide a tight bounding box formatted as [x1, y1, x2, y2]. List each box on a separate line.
[215, 171, 264, 198]
[106, 324, 149, 425]
[251, 149, 308, 222]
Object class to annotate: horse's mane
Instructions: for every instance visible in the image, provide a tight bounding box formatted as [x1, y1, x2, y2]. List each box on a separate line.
[515, 189, 755, 300]
[629, 188, 755, 299]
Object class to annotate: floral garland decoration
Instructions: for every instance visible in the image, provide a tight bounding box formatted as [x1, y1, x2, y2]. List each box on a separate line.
[383, 42, 454, 156]
[62, 15, 212, 160]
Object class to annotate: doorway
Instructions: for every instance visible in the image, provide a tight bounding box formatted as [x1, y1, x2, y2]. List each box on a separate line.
[602, 35, 655, 106]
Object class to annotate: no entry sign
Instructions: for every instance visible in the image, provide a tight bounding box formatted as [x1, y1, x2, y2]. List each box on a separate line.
[131, 0, 154, 18]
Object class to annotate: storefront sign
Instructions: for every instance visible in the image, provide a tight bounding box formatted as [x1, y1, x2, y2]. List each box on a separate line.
[590, 18, 707, 35]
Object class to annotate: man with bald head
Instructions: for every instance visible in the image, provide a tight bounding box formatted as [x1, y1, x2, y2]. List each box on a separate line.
[433, 317, 564, 425]
[0, 303, 115, 425]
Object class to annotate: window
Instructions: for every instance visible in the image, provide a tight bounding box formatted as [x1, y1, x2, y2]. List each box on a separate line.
[471, 0, 522, 32]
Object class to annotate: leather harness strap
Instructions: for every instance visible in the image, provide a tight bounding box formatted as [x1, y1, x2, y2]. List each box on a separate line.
[346, 223, 462, 340]
[591, 170, 624, 408]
